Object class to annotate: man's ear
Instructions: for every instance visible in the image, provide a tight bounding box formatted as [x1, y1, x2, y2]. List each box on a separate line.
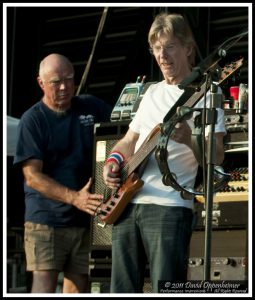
[186, 45, 193, 57]
[37, 76, 44, 90]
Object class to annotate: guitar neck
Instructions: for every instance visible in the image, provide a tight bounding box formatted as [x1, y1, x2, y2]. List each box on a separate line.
[122, 126, 161, 179]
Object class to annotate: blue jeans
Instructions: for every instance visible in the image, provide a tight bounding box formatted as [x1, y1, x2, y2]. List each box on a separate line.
[110, 203, 194, 293]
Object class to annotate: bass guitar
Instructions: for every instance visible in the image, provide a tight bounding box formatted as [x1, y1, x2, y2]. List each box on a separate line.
[97, 124, 161, 225]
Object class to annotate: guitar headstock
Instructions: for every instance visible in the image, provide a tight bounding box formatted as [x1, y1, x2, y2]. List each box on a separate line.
[219, 58, 244, 85]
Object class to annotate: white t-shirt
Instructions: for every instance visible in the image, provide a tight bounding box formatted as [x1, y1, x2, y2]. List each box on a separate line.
[129, 80, 226, 209]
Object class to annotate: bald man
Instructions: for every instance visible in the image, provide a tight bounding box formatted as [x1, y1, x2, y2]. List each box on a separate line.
[14, 54, 112, 293]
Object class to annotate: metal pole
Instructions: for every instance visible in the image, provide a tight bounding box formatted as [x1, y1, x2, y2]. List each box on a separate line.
[203, 82, 222, 280]
[76, 7, 109, 95]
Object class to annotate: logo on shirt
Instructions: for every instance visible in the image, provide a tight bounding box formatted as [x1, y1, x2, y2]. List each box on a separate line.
[79, 114, 95, 126]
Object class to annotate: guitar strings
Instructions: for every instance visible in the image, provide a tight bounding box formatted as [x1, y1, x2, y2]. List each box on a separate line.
[121, 131, 160, 179]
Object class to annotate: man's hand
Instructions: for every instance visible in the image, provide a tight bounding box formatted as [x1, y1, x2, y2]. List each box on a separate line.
[170, 120, 192, 148]
[103, 162, 121, 190]
[73, 178, 104, 216]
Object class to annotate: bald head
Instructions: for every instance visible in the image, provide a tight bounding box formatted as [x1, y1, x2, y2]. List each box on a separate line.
[39, 53, 74, 80]
[37, 53, 75, 113]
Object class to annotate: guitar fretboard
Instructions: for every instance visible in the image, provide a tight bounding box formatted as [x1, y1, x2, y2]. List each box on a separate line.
[121, 128, 161, 180]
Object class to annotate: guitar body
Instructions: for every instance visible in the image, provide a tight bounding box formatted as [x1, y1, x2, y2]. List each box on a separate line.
[99, 173, 144, 224]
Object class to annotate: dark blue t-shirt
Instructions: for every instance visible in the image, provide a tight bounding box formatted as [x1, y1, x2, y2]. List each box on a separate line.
[14, 94, 111, 227]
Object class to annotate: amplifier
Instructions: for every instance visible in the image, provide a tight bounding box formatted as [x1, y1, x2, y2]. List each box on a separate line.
[188, 229, 248, 281]
[91, 121, 129, 250]
[194, 200, 248, 229]
[187, 256, 247, 280]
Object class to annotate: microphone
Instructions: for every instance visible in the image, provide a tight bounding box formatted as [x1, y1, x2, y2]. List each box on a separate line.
[178, 49, 220, 90]
[178, 66, 203, 90]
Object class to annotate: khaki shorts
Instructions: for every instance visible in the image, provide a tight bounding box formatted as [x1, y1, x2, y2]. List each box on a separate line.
[24, 222, 89, 274]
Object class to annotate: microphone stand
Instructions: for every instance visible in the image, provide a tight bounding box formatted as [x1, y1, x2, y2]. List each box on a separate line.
[202, 78, 222, 280]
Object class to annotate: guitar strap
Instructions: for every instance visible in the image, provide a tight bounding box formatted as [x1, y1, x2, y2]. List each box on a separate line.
[163, 87, 196, 123]
[137, 86, 196, 178]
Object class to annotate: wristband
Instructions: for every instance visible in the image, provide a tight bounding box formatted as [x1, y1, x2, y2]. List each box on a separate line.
[106, 151, 125, 165]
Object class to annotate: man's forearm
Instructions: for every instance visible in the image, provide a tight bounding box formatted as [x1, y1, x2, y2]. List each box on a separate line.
[24, 171, 77, 205]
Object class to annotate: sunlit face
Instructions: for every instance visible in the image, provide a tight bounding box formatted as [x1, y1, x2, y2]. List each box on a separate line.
[151, 32, 192, 85]
[37, 63, 75, 113]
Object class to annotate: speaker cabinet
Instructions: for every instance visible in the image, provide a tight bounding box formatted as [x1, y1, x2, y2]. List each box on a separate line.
[91, 121, 129, 251]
